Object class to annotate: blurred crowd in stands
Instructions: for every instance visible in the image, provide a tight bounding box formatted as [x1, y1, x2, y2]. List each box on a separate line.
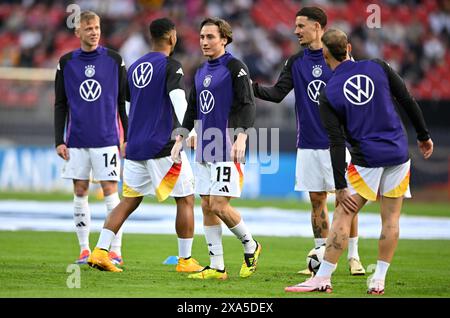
[0, 0, 449, 101]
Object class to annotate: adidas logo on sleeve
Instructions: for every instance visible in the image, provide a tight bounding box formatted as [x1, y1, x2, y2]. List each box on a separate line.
[237, 68, 247, 78]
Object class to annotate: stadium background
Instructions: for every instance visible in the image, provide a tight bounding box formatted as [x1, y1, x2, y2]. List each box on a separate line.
[0, 0, 449, 200]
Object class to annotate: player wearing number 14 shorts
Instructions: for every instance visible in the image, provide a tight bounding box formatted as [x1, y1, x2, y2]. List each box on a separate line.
[54, 11, 128, 266]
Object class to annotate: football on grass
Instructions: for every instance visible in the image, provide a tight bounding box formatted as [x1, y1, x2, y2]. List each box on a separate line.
[306, 245, 325, 275]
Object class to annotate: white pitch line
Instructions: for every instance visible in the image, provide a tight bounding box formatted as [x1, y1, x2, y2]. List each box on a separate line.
[0, 200, 449, 239]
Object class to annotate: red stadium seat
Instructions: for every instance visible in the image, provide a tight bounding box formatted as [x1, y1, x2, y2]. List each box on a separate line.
[324, 6, 338, 23]
[251, 5, 276, 30]
[0, 3, 13, 21]
[416, 82, 433, 99]
[396, 5, 413, 25]
[437, 82, 450, 98]
[380, 5, 394, 23]
[424, 0, 439, 13]
[414, 5, 430, 24]
[445, 53, 450, 65]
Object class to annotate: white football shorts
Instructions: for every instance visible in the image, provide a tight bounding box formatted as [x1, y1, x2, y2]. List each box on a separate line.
[195, 161, 244, 198]
[346, 160, 411, 201]
[295, 148, 336, 192]
[122, 151, 194, 202]
[61, 146, 121, 181]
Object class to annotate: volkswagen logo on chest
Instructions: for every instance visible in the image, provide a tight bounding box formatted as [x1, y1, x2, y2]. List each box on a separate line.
[307, 80, 326, 104]
[79, 79, 102, 102]
[199, 90, 215, 114]
[343, 74, 375, 105]
[133, 62, 153, 88]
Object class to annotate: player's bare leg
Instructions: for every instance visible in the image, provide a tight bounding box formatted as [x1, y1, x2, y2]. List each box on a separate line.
[350, 214, 358, 242]
[99, 180, 117, 196]
[174, 195, 203, 272]
[188, 196, 227, 279]
[348, 213, 365, 275]
[310, 191, 330, 243]
[286, 193, 366, 293]
[298, 191, 328, 275]
[174, 195, 195, 238]
[208, 195, 241, 228]
[324, 193, 366, 264]
[88, 196, 142, 272]
[74, 179, 90, 197]
[103, 196, 142, 233]
[201, 195, 222, 226]
[378, 196, 402, 262]
[189, 195, 260, 279]
[368, 196, 403, 295]
[209, 195, 261, 278]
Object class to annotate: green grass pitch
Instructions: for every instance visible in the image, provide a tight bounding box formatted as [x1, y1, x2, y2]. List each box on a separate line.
[1, 191, 449, 217]
[1, 231, 449, 298]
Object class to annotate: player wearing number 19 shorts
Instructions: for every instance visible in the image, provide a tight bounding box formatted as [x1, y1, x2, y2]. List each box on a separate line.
[172, 18, 261, 280]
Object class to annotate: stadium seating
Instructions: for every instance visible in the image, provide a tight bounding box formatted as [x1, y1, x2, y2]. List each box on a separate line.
[0, 0, 448, 108]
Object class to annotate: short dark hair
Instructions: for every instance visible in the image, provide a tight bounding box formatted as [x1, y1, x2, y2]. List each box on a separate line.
[296, 7, 327, 28]
[200, 17, 233, 45]
[321, 29, 348, 61]
[149, 18, 175, 40]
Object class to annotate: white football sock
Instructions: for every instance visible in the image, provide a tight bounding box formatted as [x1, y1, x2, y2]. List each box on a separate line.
[96, 228, 116, 250]
[347, 237, 360, 260]
[73, 195, 90, 252]
[373, 260, 390, 281]
[229, 220, 257, 254]
[178, 238, 193, 259]
[204, 224, 224, 271]
[314, 238, 326, 248]
[105, 193, 122, 255]
[316, 260, 337, 278]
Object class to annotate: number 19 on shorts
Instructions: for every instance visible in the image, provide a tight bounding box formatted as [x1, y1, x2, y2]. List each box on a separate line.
[216, 166, 231, 182]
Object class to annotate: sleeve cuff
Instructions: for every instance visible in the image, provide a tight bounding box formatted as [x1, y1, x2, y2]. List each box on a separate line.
[417, 132, 430, 142]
